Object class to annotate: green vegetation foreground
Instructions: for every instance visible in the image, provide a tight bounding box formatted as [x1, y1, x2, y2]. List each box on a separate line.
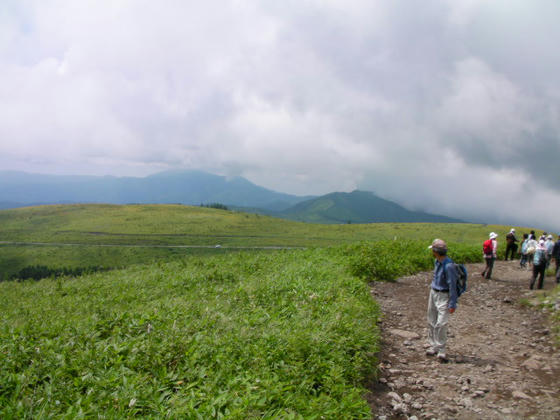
[1, 249, 379, 418]
[0, 205, 538, 417]
[0, 240, 485, 419]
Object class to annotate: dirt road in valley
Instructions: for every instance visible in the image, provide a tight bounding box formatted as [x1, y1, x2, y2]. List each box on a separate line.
[368, 260, 560, 420]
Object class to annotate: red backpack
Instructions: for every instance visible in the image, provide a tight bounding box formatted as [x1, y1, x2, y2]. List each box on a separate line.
[483, 239, 493, 255]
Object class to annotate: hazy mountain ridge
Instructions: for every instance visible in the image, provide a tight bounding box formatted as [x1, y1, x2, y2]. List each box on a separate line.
[0, 170, 464, 223]
[0, 170, 309, 211]
[277, 190, 464, 224]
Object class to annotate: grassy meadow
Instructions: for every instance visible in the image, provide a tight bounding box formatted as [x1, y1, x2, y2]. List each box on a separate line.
[0, 204, 551, 418]
[0, 203, 525, 279]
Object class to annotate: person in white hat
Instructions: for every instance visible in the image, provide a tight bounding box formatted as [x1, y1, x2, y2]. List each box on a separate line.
[482, 232, 498, 279]
[505, 228, 519, 261]
[530, 239, 548, 289]
[426, 239, 458, 361]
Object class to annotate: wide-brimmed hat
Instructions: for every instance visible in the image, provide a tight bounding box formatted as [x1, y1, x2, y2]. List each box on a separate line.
[489, 232, 498, 239]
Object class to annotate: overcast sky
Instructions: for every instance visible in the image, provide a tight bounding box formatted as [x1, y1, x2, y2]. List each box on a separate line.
[1, 0, 559, 231]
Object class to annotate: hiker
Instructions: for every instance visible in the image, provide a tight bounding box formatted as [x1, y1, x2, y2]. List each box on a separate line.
[505, 228, 518, 261]
[545, 235, 555, 269]
[426, 239, 458, 362]
[529, 230, 536, 240]
[553, 234, 560, 284]
[525, 235, 538, 268]
[519, 233, 530, 268]
[530, 239, 547, 290]
[482, 232, 498, 279]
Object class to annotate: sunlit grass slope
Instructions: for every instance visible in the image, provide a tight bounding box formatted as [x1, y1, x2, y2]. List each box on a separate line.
[0, 249, 381, 419]
[0, 203, 533, 279]
[0, 203, 529, 246]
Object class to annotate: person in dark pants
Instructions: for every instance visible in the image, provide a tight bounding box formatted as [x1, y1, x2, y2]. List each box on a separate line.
[530, 240, 547, 290]
[519, 233, 529, 268]
[553, 235, 560, 284]
[482, 232, 498, 279]
[505, 228, 518, 261]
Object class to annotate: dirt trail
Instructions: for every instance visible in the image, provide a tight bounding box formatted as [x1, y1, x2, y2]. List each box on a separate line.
[368, 260, 560, 420]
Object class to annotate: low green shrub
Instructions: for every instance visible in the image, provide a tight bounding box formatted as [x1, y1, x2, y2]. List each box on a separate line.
[343, 240, 481, 282]
[8, 264, 109, 281]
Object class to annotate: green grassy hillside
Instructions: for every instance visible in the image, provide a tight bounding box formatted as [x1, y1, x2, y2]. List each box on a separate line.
[0, 203, 529, 246]
[0, 203, 535, 279]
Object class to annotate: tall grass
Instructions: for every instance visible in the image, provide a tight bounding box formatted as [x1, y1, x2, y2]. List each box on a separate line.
[0, 248, 380, 419]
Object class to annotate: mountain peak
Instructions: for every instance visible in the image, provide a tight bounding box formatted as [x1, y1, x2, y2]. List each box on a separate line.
[279, 190, 464, 224]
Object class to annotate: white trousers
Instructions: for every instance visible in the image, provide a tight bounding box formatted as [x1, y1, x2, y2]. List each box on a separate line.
[427, 289, 450, 353]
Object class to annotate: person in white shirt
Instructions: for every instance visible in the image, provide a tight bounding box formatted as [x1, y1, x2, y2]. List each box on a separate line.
[482, 232, 498, 279]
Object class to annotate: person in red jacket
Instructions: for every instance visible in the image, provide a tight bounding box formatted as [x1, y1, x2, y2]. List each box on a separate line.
[482, 232, 498, 279]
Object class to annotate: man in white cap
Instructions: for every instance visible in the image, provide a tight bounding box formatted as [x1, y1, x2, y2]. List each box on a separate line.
[482, 232, 498, 279]
[426, 239, 458, 361]
[505, 228, 518, 261]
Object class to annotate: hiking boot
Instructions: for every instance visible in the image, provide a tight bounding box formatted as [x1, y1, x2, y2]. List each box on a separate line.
[426, 348, 436, 356]
[437, 352, 447, 361]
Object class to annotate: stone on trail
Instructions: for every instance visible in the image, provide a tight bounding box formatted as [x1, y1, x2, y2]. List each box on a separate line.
[521, 355, 541, 370]
[512, 390, 532, 400]
[387, 391, 402, 402]
[388, 329, 420, 340]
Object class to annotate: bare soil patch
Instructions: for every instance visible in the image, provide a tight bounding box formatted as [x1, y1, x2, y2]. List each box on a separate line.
[368, 260, 560, 420]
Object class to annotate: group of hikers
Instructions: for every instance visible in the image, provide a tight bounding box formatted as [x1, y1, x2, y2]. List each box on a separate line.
[485, 228, 560, 289]
[425, 230, 560, 362]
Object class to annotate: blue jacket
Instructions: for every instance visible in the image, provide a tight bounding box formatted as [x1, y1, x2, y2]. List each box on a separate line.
[431, 256, 458, 309]
[533, 248, 547, 266]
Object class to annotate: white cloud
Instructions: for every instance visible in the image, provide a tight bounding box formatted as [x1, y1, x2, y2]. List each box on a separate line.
[0, 0, 559, 230]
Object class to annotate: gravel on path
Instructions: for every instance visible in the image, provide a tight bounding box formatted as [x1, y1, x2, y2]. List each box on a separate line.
[368, 260, 560, 420]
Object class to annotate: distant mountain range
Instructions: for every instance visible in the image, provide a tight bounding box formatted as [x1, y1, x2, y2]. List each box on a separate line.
[0, 170, 309, 211]
[0, 170, 464, 224]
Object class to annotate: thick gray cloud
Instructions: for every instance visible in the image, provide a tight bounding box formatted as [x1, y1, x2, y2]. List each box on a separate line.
[0, 0, 559, 231]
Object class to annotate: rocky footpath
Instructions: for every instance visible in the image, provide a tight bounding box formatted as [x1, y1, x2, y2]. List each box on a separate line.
[368, 260, 560, 420]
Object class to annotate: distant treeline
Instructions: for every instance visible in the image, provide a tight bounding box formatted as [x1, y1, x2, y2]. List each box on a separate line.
[200, 203, 229, 210]
[8, 265, 110, 282]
